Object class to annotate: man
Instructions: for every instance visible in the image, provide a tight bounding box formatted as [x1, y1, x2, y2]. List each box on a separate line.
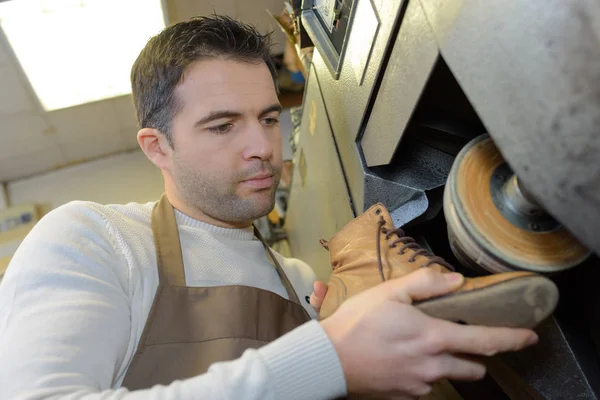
[0, 16, 537, 399]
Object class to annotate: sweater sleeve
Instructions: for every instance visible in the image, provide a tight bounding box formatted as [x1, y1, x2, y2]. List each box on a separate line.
[0, 202, 347, 400]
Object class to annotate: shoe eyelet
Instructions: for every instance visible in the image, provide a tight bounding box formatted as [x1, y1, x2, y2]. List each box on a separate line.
[375, 209, 381, 215]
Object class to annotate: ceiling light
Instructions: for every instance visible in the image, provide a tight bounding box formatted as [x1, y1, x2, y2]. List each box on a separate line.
[0, 0, 166, 111]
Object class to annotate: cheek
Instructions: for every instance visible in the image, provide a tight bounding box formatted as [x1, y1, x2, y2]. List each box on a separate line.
[179, 137, 237, 168]
[196, 154, 235, 179]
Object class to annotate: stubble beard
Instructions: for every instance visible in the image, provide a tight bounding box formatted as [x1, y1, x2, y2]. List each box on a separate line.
[174, 156, 282, 225]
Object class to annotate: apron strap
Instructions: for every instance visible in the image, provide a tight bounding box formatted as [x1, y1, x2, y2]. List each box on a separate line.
[253, 226, 302, 306]
[151, 193, 304, 306]
[151, 193, 186, 286]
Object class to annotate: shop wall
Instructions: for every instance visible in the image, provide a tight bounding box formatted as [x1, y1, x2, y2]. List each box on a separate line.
[7, 150, 164, 212]
[0, 185, 7, 211]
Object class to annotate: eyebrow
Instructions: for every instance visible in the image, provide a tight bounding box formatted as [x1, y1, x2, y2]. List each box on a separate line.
[194, 111, 242, 128]
[259, 104, 283, 117]
[194, 104, 282, 128]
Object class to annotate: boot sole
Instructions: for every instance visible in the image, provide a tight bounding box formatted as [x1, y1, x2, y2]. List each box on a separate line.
[415, 275, 559, 329]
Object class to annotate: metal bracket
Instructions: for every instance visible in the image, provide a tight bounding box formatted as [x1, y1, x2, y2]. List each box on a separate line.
[301, 10, 344, 78]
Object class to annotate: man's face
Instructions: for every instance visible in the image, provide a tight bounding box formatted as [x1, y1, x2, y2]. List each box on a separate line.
[168, 58, 282, 225]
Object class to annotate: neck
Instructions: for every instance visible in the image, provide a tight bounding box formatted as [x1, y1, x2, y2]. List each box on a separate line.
[164, 187, 252, 230]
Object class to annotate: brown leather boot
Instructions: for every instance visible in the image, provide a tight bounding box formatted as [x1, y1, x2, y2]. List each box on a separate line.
[319, 203, 559, 328]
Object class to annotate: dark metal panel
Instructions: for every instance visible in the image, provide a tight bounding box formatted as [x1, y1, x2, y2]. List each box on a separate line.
[419, 0, 600, 254]
[284, 65, 355, 282]
[364, 139, 454, 227]
[361, 0, 439, 167]
[308, 0, 407, 214]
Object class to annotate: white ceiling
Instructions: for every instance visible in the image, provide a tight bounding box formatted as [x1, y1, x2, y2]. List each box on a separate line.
[0, 0, 286, 183]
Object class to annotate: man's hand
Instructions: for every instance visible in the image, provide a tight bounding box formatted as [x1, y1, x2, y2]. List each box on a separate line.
[309, 280, 328, 313]
[321, 268, 538, 399]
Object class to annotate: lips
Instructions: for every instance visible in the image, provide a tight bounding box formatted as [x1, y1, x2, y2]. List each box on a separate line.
[241, 173, 274, 189]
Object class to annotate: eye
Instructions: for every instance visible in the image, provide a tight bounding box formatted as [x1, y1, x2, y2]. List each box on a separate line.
[208, 123, 233, 134]
[262, 117, 279, 127]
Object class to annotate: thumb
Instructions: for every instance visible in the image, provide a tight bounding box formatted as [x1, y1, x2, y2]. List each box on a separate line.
[310, 281, 328, 310]
[388, 268, 464, 304]
[313, 281, 327, 300]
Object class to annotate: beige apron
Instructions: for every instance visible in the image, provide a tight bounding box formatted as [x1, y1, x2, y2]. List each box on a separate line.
[122, 194, 311, 390]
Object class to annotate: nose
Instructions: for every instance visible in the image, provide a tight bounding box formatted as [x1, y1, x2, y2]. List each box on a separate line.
[242, 120, 274, 161]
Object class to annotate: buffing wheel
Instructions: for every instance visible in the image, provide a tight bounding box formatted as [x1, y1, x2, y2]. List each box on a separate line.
[444, 134, 590, 274]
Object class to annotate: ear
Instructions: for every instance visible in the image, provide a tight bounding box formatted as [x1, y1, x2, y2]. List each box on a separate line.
[137, 128, 172, 171]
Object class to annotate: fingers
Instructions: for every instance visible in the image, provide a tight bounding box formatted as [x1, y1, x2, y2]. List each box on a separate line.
[387, 268, 465, 304]
[310, 281, 328, 311]
[421, 354, 487, 383]
[444, 355, 487, 381]
[430, 320, 538, 356]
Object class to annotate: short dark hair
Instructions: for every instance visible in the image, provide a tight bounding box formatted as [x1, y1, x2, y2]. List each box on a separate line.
[130, 15, 277, 146]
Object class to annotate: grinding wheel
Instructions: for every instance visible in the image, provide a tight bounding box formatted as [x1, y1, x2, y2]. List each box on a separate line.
[444, 134, 590, 274]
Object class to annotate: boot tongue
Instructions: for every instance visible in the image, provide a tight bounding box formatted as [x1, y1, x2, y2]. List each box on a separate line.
[378, 206, 453, 273]
[377, 205, 395, 229]
[327, 203, 393, 260]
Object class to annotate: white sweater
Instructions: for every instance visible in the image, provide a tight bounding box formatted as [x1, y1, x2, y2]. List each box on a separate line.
[0, 200, 347, 400]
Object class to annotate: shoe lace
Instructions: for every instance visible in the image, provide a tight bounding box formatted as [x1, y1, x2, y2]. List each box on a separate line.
[376, 216, 455, 281]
